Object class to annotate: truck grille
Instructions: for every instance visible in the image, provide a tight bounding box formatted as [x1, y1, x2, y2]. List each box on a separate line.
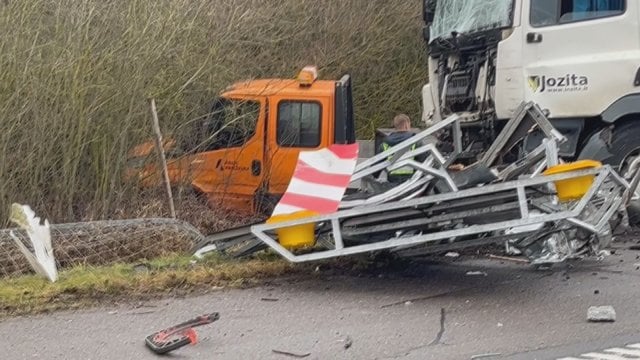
[445, 71, 474, 112]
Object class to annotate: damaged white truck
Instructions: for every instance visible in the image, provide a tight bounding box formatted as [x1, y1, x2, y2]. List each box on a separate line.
[421, 0, 638, 180]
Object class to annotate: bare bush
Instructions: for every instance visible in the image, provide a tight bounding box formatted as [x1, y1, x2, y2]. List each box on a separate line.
[0, 0, 426, 223]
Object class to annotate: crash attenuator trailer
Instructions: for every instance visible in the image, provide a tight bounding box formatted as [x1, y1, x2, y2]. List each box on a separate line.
[195, 102, 639, 266]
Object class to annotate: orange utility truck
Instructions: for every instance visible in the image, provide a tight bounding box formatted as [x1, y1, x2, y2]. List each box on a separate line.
[126, 67, 357, 213]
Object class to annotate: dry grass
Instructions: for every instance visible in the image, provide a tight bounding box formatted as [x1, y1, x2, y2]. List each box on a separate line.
[0, 253, 301, 317]
[0, 0, 427, 224]
[0, 252, 393, 317]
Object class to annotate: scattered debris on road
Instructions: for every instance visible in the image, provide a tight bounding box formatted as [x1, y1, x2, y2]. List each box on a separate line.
[488, 254, 529, 264]
[343, 336, 353, 350]
[466, 271, 488, 277]
[505, 241, 523, 255]
[587, 306, 616, 322]
[144, 312, 219, 355]
[445, 252, 460, 258]
[127, 310, 156, 316]
[471, 353, 502, 360]
[260, 297, 279, 302]
[380, 288, 473, 309]
[271, 349, 311, 358]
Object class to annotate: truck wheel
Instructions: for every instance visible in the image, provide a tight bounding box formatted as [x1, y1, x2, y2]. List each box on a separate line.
[621, 150, 640, 226]
[628, 202, 640, 226]
[579, 122, 640, 225]
[605, 123, 640, 171]
[608, 123, 640, 225]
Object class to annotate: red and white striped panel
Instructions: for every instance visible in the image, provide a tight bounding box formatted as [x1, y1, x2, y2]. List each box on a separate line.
[272, 143, 359, 216]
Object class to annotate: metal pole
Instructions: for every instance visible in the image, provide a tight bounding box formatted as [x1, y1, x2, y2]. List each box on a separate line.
[150, 99, 176, 219]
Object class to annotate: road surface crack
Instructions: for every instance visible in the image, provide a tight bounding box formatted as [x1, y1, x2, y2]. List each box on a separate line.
[429, 307, 446, 346]
[380, 287, 477, 308]
[381, 308, 448, 359]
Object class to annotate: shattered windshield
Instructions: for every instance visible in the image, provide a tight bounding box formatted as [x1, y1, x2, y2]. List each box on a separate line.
[430, 0, 514, 41]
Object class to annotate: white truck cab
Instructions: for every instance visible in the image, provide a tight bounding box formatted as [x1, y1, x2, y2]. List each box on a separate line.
[422, 0, 640, 178]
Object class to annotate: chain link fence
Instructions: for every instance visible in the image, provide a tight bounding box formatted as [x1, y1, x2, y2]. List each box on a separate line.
[0, 218, 204, 278]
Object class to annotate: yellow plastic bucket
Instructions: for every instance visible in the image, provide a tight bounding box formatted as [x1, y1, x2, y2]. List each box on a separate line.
[543, 160, 602, 202]
[266, 210, 318, 250]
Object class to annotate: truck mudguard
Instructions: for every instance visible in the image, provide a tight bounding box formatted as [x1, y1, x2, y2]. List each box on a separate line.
[601, 93, 640, 124]
[577, 127, 615, 164]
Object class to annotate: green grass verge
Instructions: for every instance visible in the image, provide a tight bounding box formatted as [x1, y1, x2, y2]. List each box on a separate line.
[0, 253, 302, 317]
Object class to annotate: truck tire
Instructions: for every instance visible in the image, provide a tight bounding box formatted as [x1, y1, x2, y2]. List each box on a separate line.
[579, 122, 640, 225]
[601, 122, 640, 225]
[628, 202, 640, 226]
[602, 122, 640, 171]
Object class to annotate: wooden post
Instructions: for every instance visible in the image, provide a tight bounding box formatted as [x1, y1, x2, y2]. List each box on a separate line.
[149, 99, 176, 218]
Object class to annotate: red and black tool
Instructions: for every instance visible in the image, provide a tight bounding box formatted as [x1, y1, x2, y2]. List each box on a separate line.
[145, 313, 220, 355]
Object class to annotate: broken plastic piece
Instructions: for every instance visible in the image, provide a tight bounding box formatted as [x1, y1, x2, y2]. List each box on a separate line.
[8, 203, 57, 282]
[520, 231, 574, 265]
[145, 313, 219, 355]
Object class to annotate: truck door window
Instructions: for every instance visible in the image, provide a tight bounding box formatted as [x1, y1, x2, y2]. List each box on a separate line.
[531, 0, 624, 27]
[277, 101, 321, 148]
[199, 99, 260, 151]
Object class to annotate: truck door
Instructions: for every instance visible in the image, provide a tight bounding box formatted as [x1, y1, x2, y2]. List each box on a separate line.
[188, 97, 266, 211]
[264, 96, 333, 201]
[522, 0, 637, 119]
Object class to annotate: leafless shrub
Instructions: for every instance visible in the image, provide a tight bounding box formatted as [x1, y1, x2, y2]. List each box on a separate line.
[0, 0, 426, 224]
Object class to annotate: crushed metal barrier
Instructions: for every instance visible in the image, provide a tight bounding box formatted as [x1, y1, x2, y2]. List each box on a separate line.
[246, 102, 640, 266]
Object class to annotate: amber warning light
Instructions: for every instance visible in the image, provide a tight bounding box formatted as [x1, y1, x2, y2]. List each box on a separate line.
[297, 66, 318, 86]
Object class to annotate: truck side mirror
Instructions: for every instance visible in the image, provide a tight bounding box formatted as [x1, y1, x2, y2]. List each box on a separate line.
[423, 0, 436, 25]
[424, 12, 434, 25]
[423, 26, 430, 43]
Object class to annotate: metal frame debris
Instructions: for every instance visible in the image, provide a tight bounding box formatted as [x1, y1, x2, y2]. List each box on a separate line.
[252, 166, 625, 263]
[248, 101, 636, 265]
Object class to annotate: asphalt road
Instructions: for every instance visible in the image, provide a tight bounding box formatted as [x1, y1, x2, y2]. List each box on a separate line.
[2, 241, 640, 360]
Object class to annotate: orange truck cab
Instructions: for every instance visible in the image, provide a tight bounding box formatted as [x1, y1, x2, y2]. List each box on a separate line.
[126, 67, 356, 214]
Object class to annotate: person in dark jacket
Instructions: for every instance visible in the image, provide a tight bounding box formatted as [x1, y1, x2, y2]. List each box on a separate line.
[379, 114, 426, 184]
